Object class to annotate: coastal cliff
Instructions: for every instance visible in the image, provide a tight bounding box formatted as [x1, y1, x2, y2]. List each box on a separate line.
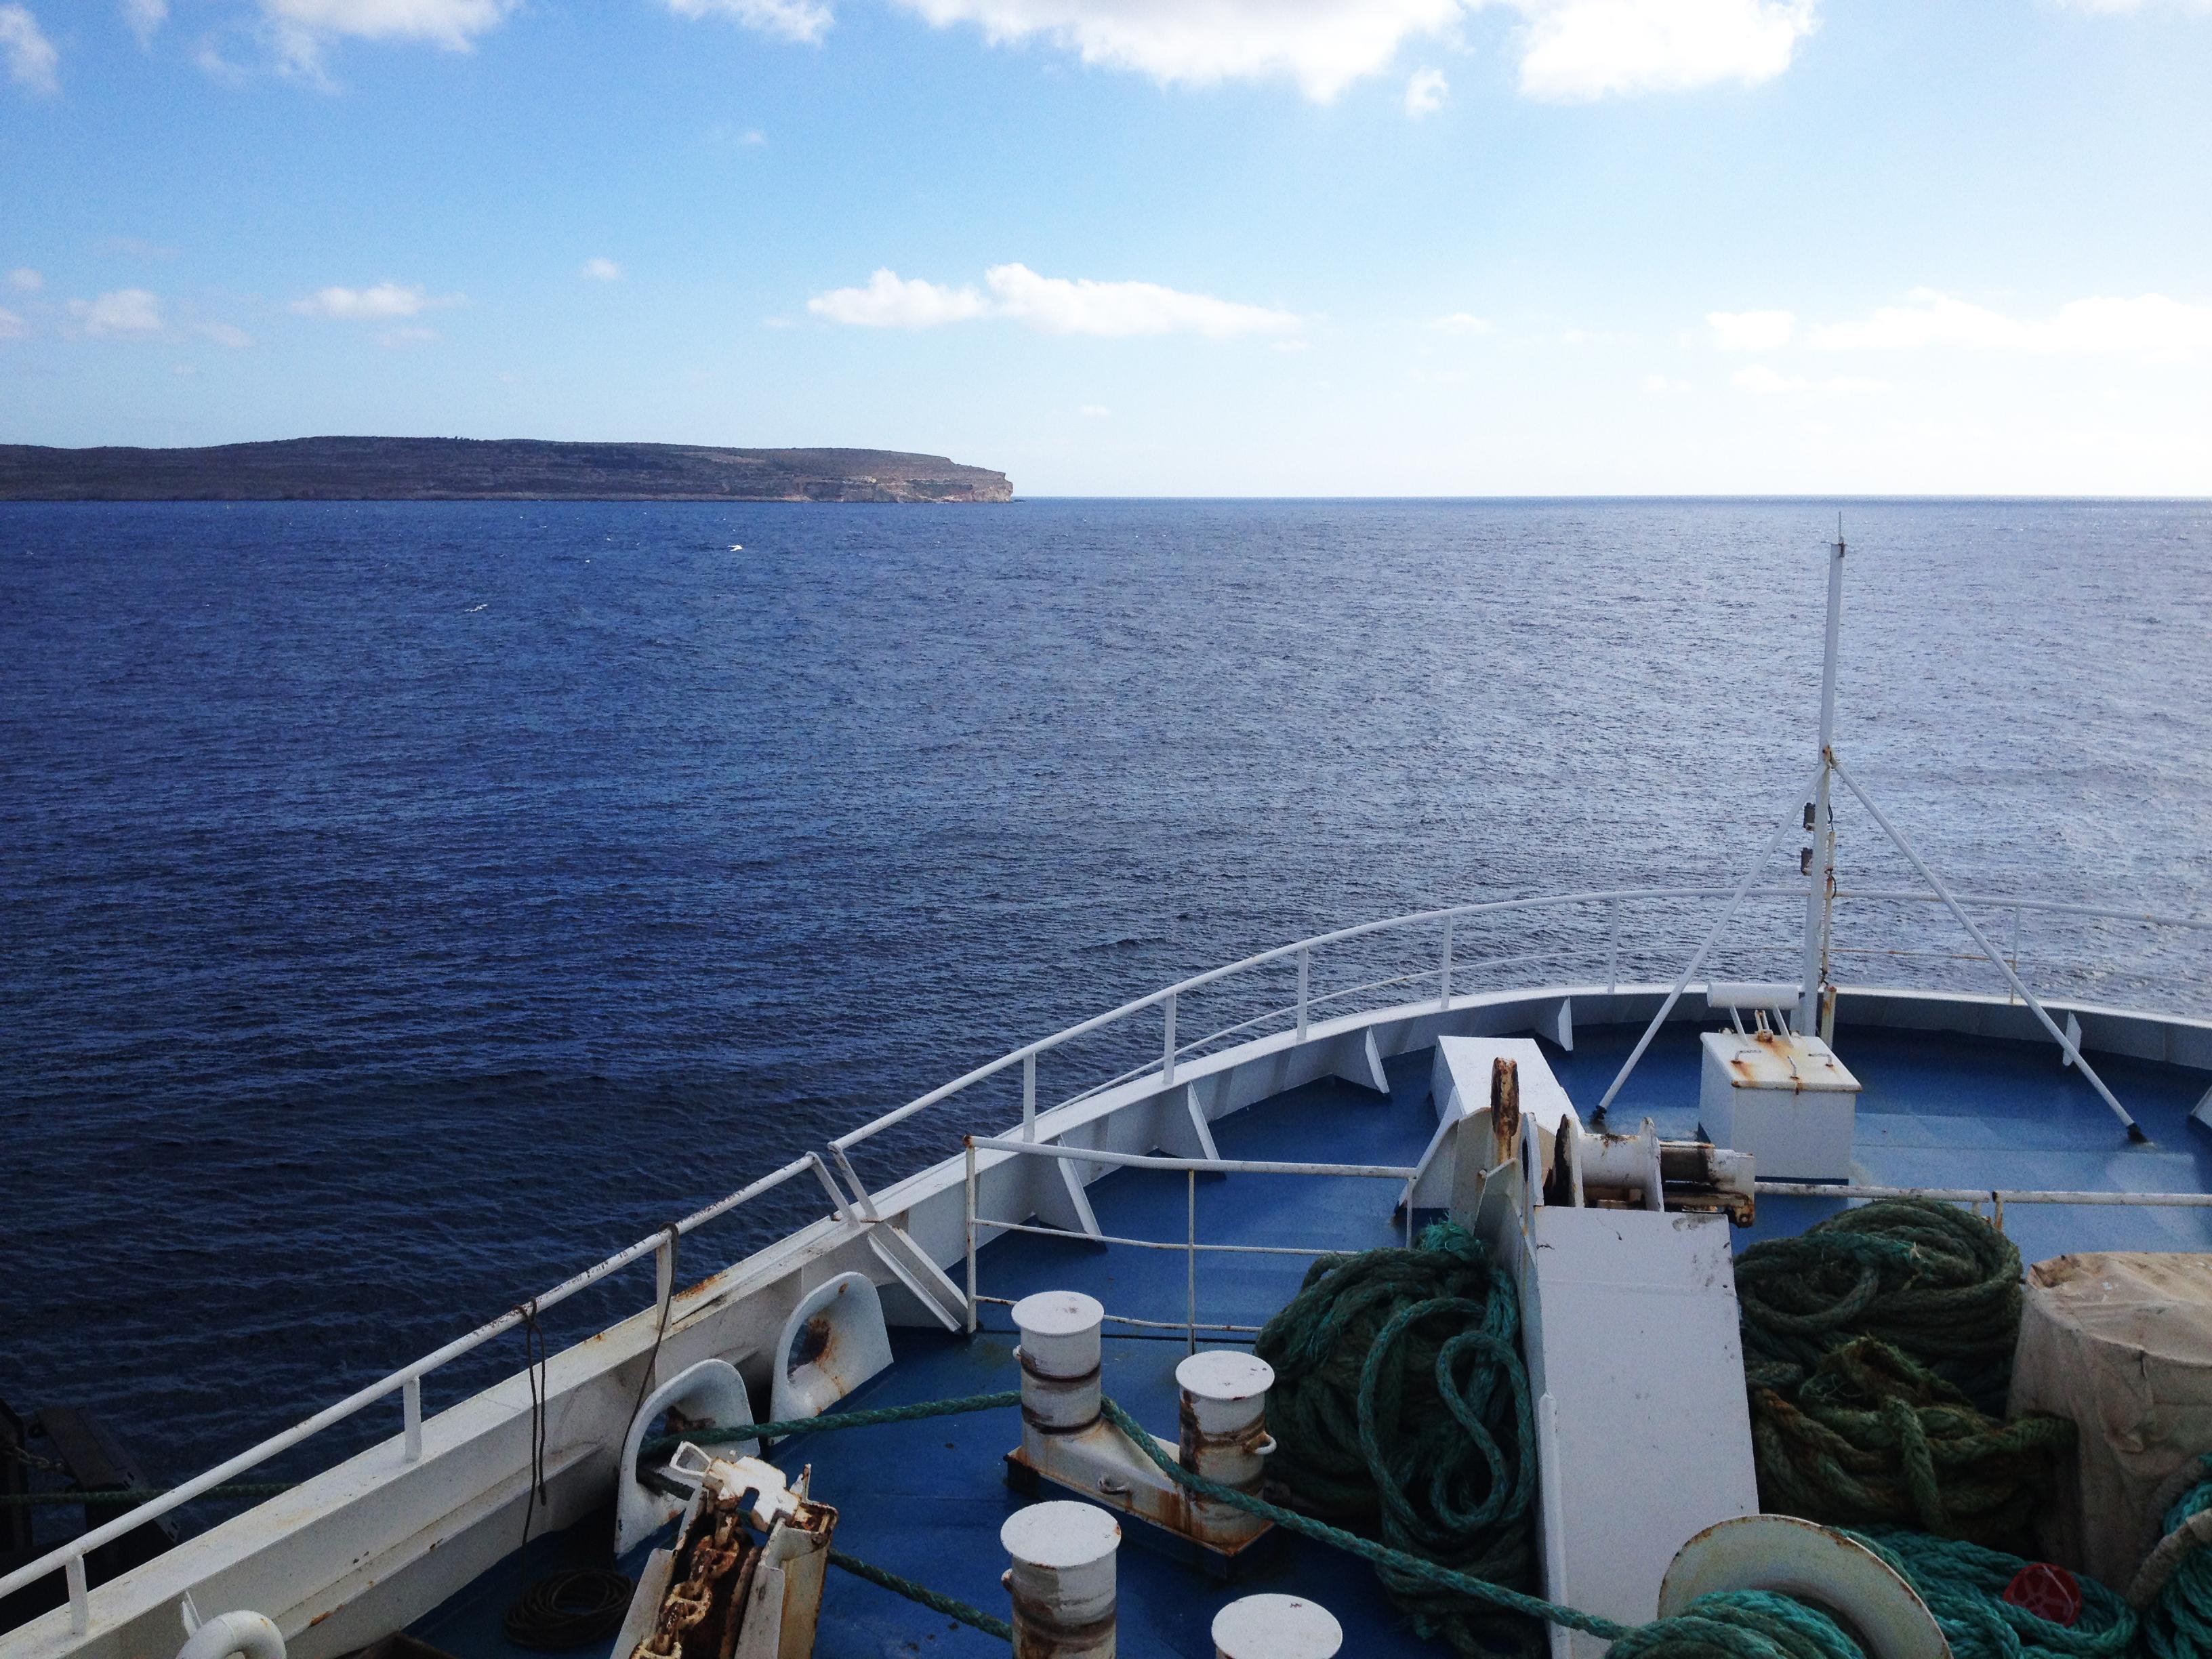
[0, 438, 1013, 502]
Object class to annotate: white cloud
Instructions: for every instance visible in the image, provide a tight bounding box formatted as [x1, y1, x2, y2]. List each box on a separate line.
[581, 257, 623, 282]
[663, 0, 832, 44]
[1707, 308, 1795, 350]
[380, 324, 438, 346]
[1404, 65, 1448, 115]
[7, 266, 40, 291]
[70, 289, 164, 335]
[123, 0, 167, 45]
[888, 0, 1459, 101]
[1489, 0, 1818, 101]
[0, 5, 60, 96]
[197, 321, 254, 348]
[807, 268, 989, 327]
[291, 281, 462, 319]
[984, 262, 1300, 337]
[255, 0, 513, 73]
[1434, 311, 1492, 335]
[806, 263, 1303, 338]
[259, 0, 512, 47]
[0, 306, 26, 340]
[1732, 363, 1883, 393]
[1809, 289, 2212, 359]
[1079, 403, 1111, 416]
[1641, 372, 1692, 392]
[660, 0, 1817, 103]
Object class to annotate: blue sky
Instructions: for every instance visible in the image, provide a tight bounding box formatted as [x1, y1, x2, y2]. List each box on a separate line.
[3, 0, 2209, 493]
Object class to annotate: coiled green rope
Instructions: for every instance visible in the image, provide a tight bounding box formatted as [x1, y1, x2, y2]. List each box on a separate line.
[2138, 1460, 2212, 1659]
[1736, 1199, 2024, 1412]
[1856, 1528, 2138, 1659]
[1750, 1336, 2072, 1552]
[1254, 1220, 1539, 1656]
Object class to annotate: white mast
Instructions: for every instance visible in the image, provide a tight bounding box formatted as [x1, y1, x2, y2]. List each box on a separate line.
[1797, 520, 1845, 1036]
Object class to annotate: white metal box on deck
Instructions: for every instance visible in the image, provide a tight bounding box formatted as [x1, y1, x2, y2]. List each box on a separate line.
[1698, 1029, 1860, 1181]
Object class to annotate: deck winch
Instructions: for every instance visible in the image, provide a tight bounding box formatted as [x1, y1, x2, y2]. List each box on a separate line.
[1002, 1292, 1275, 1560]
[1438, 1036, 1764, 1659]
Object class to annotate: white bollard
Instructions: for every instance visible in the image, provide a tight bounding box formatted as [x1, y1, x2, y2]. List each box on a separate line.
[1174, 1351, 1275, 1492]
[1012, 1291, 1105, 1435]
[1212, 1593, 1343, 1659]
[1001, 1500, 1120, 1658]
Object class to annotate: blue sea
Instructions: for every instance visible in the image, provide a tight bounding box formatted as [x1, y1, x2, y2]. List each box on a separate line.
[4, 497, 2209, 1513]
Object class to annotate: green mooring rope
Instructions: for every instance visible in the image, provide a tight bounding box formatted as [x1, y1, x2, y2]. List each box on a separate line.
[828, 1547, 1013, 1641]
[1252, 1218, 1540, 1656]
[1735, 1198, 2024, 1412]
[1097, 1395, 1861, 1659]
[1857, 1528, 2138, 1659]
[2140, 1460, 2212, 1659]
[638, 1389, 1019, 1460]
[1749, 1335, 2073, 1553]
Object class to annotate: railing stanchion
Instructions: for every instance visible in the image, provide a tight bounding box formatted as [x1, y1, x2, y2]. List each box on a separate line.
[403, 1376, 422, 1463]
[1295, 947, 1310, 1041]
[655, 1233, 674, 1311]
[2010, 906, 2025, 1001]
[1606, 901, 1619, 994]
[1439, 916, 1453, 1011]
[1021, 1052, 1037, 1142]
[1163, 992, 1177, 1086]
[1186, 1168, 1197, 1356]
[66, 1553, 87, 1635]
[964, 1141, 979, 1334]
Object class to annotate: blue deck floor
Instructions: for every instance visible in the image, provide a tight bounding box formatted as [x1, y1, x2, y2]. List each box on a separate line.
[409, 1016, 2212, 1659]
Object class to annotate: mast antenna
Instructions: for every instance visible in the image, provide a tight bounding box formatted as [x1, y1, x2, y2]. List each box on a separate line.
[1796, 521, 1845, 1036]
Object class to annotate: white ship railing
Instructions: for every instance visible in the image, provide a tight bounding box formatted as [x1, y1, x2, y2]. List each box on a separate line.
[0, 1154, 834, 1633]
[829, 882, 2212, 1201]
[12, 883, 2211, 1637]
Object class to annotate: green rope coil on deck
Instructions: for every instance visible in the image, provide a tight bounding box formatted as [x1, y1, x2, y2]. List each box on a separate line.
[1736, 1199, 2024, 1412]
[1602, 1592, 1866, 1659]
[1856, 1528, 2138, 1659]
[2138, 1459, 2212, 1659]
[1254, 1218, 1540, 1657]
[1750, 1337, 2073, 1553]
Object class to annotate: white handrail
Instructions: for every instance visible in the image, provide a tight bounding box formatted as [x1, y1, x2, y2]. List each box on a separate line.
[0, 1155, 819, 1616]
[1837, 890, 2212, 931]
[1759, 1183, 2212, 1208]
[967, 1136, 1418, 1179]
[834, 882, 2212, 1200]
[830, 885, 1797, 1152]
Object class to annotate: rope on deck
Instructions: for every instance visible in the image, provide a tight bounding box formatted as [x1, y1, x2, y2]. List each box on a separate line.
[1735, 1198, 2025, 1412]
[638, 1389, 1019, 1459]
[828, 1548, 1012, 1642]
[2137, 1459, 2212, 1659]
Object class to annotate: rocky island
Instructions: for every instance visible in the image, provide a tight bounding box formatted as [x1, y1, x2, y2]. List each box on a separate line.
[0, 437, 1012, 502]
